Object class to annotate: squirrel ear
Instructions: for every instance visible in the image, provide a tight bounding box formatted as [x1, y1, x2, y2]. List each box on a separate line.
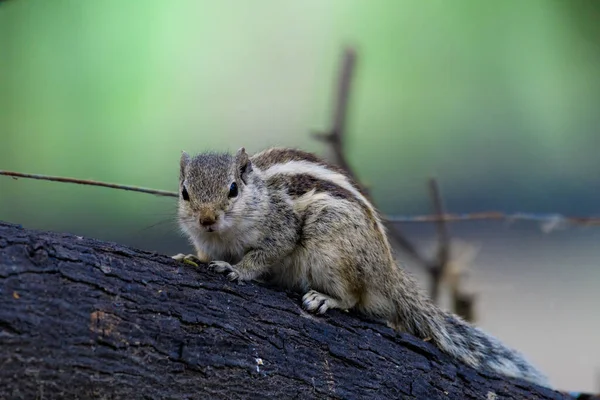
[180, 151, 190, 178]
[235, 147, 253, 185]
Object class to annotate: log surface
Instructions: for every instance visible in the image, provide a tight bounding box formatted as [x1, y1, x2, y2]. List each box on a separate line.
[0, 221, 569, 399]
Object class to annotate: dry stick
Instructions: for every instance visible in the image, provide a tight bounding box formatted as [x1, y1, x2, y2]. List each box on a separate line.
[3, 169, 597, 228]
[386, 212, 600, 226]
[427, 179, 476, 321]
[312, 48, 362, 185]
[428, 178, 450, 304]
[5, 170, 596, 230]
[0, 171, 178, 198]
[312, 47, 430, 267]
[5, 170, 596, 228]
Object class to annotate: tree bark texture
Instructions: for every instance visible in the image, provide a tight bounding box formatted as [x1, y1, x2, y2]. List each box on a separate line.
[0, 221, 572, 399]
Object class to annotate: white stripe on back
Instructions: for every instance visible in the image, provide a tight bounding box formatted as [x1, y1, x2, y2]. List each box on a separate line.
[261, 160, 385, 229]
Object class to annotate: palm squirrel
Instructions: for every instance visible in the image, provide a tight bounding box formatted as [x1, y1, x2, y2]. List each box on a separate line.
[173, 146, 550, 388]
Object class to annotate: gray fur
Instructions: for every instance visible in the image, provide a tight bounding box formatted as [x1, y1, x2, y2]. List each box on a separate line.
[175, 147, 551, 388]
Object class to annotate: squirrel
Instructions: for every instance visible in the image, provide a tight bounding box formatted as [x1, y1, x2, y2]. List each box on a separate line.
[173, 146, 551, 388]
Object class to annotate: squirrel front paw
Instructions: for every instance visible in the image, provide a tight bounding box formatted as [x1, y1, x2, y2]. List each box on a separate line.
[208, 261, 241, 282]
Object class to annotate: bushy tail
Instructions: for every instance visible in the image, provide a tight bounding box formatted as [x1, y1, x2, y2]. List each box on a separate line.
[432, 311, 550, 387]
[386, 267, 550, 387]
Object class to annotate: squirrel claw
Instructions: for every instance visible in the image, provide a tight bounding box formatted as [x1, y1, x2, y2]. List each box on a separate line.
[302, 290, 336, 314]
[226, 271, 240, 282]
[208, 261, 243, 282]
[208, 260, 234, 274]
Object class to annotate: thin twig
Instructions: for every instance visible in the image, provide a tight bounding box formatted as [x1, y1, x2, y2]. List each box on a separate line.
[429, 178, 450, 264]
[428, 178, 450, 303]
[385, 212, 600, 227]
[331, 48, 355, 148]
[313, 47, 430, 266]
[425, 180, 476, 321]
[0, 170, 178, 198]
[3, 171, 598, 228]
[313, 47, 363, 186]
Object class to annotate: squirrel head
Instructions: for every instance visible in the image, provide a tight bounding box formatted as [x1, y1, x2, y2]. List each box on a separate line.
[178, 147, 257, 235]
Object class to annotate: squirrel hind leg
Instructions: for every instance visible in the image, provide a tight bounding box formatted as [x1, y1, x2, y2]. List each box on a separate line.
[302, 289, 358, 314]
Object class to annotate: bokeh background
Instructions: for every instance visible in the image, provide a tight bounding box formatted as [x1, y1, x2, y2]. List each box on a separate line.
[1, 0, 599, 392]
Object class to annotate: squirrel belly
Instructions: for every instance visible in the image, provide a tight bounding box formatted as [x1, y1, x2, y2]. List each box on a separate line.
[176, 147, 550, 388]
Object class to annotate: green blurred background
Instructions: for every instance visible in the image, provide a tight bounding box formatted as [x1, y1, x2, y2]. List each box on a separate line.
[1, 0, 599, 392]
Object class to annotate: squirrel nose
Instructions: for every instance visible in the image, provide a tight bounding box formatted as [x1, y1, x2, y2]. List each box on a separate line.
[199, 216, 217, 227]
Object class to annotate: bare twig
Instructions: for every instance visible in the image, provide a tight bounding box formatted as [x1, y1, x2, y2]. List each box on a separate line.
[3, 169, 596, 230]
[312, 47, 363, 187]
[0, 170, 178, 198]
[426, 179, 477, 321]
[429, 178, 450, 264]
[453, 292, 476, 322]
[313, 47, 430, 266]
[428, 178, 450, 303]
[386, 212, 600, 228]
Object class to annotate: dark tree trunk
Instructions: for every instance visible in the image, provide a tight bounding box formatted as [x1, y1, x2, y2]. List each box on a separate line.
[0, 221, 572, 399]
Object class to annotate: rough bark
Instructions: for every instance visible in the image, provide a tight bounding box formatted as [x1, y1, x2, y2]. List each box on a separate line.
[0, 221, 571, 400]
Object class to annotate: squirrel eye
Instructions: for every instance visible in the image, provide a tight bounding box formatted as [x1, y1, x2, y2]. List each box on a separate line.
[181, 186, 190, 201]
[228, 182, 238, 198]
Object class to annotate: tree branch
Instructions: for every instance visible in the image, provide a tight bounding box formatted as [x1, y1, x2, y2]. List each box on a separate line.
[0, 221, 572, 399]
